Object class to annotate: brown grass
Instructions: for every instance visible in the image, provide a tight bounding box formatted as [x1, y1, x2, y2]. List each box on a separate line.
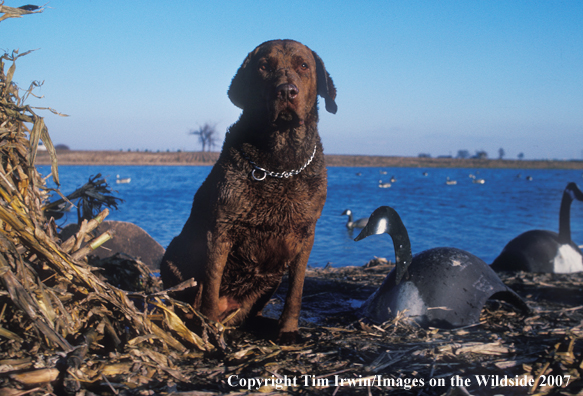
[37, 150, 583, 169]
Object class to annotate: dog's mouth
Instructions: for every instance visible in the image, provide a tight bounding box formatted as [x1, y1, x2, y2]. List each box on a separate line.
[271, 103, 303, 126]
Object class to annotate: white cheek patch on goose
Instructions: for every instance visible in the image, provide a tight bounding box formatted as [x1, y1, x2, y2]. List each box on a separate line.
[553, 244, 583, 273]
[373, 217, 389, 235]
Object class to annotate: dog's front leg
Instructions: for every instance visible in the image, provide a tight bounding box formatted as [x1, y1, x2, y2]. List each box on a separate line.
[277, 233, 314, 343]
[199, 234, 232, 323]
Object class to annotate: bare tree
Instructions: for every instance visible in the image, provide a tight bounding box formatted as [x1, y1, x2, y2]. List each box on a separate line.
[473, 150, 488, 160]
[456, 149, 470, 159]
[189, 123, 218, 152]
[498, 148, 505, 160]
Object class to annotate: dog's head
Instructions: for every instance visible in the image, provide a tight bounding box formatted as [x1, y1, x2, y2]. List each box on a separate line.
[228, 40, 337, 127]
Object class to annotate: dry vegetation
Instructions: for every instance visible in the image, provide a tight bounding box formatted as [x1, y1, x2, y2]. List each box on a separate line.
[2, 5, 583, 396]
[36, 150, 583, 170]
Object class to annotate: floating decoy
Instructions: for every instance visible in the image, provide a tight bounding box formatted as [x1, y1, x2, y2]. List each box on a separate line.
[469, 174, 485, 184]
[526, 176, 533, 181]
[379, 170, 387, 175]
[390, 175, 397, 183]
[355, 206, 529, 328]
[422, 172, 428, 177]
[341, 209, 369, 230]
[116, 174, 131, 184]
[378, 180, 391, 188]
[445, 177, 457, 185]
[491, 182, 583, 273]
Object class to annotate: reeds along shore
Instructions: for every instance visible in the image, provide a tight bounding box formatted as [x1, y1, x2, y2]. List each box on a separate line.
[36, 150, 583, 169]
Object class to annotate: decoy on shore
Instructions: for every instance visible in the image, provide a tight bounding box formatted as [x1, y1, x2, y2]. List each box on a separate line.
[341, 209, 369, 230]
[491, 182, 583, 273]
[355, 206, 529, 328]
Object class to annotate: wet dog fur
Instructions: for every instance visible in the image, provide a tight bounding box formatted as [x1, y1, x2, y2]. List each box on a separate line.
[160, 39, 337, 342]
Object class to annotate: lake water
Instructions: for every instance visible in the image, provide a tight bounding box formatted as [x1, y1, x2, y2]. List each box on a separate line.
[37, 165, 583, 268]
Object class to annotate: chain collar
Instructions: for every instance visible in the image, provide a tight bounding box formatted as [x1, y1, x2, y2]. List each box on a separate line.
[241, 145, 317, 181]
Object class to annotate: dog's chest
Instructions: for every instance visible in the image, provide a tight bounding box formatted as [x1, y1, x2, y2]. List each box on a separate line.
[219, 173, 325, 267]
[234, 175, 324, 230]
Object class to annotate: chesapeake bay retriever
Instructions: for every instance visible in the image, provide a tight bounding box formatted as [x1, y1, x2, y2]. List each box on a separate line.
[160, 39, 337, 341]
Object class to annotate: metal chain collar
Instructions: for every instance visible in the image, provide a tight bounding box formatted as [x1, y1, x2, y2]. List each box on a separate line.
[241, 145, 318, 181]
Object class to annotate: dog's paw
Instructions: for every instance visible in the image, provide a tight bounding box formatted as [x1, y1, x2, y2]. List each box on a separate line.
[276, 330, 302, 345]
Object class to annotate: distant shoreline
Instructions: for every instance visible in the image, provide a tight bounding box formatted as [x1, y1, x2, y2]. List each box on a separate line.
[36, 150, 583, 170]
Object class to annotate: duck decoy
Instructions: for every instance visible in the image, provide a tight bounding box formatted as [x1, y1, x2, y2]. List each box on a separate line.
[445, 177, 457, 185]
[341, 209, 369, 230]
[355, 206, 529, 328]
[491, 182, 583, 273]
[378, 180, 391, 188]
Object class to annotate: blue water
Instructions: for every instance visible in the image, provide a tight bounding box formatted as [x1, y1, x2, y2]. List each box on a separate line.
[37, 165, 583, 268]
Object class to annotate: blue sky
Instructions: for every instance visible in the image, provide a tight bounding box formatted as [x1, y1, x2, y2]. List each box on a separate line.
[3, 1, 582, 160]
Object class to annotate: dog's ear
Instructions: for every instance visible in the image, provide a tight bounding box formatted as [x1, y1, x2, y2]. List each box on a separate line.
[312, 51, 337, 114]
[228, 50, 257, 110]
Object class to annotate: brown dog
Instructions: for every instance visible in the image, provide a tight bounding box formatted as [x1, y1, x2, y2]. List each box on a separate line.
[160, 39, 337, 341]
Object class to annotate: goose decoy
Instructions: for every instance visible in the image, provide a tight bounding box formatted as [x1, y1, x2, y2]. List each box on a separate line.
[491, 182, 583, 273]
[445, 177, 457, 185]
[341, 209, 369, 230]
[469, 174, 485, 184]
[378, 180, 391, 188]
[116, 174, 131, 184]
[355, 206, 529, 328]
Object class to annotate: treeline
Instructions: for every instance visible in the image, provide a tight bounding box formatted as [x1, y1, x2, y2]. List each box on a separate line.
[419, 148, 525, 160]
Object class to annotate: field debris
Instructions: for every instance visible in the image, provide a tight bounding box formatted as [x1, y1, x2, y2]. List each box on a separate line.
[2, 6, 583, 396]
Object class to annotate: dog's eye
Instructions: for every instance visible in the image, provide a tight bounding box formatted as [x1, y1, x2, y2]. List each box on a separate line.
[300, 62, 309, 70]
[259, 63, 271, 72]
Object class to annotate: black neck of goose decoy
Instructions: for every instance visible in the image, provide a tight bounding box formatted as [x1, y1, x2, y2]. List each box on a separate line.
[558, 183, 583, 244]
[354, 206, 413, 285]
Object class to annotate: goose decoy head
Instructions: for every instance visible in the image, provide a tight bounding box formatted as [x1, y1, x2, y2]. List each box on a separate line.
[564, 182, 583, 205]
[342, 209, 369, 230]
[354, 206, 412, 285]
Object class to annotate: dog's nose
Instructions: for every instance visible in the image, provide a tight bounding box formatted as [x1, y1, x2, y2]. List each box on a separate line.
[277, 83, 299, 100]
